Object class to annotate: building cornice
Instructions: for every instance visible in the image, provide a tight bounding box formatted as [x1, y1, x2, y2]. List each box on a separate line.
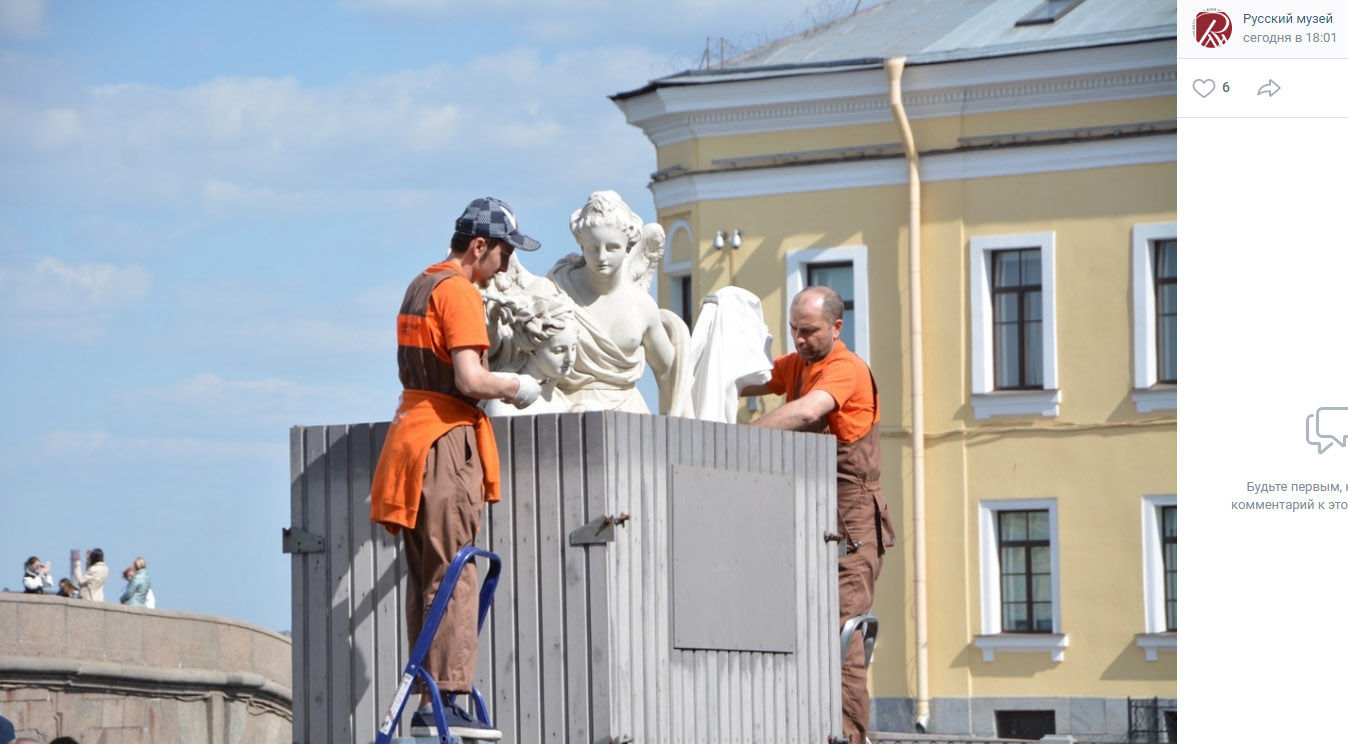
[650, 133, 1176, 211]
[616, 40, 1177, 147]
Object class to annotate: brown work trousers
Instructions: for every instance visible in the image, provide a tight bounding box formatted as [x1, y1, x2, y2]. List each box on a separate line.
[838, 480, 886, 744]
[403, 425, 484, 693]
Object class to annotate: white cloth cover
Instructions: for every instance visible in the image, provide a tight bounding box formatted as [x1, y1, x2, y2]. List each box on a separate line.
[687, 287, 774, 424]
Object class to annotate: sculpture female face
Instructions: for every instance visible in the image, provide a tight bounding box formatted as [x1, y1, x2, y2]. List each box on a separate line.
[579, 224, 630, 278]
[532, 324, 578, 380]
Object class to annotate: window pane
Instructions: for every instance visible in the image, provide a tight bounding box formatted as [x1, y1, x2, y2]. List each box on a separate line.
[995, 292, 1020, 322]
[1032, 575, 1052, 602]
[1000, 512, 1027, 541]
[1165, 543, 1177, 571]
[1030, 545, 1051, 573]
[808, 263, 854, 300]
[1156, 240, 1176, 279]
[1024, 321, 1043, 387]
[1158, 317, 1177, 382]
[1032, 602, 1053, 631]
[1028, 510, 1050, 540]
[807, 263, 857, 350]
[1167, 601, 1177, 632]
[994, 251, 1021, 288]
[678, 276, 693, 329]
[1158, 284, 1176, 315]
[995, 324, 1020, 388]
[1001, 546, 1026, 574]
[1003, 575, 1027, 602]
[1163, 506, 1176, 537]
[1166, 570, 1176, 599]
[1004, 603, 1028, 631]
[1025, 290, 1042, 322]
[1021, 250, 1042, 286]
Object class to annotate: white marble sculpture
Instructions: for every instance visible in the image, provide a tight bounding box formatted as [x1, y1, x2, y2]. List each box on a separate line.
[482, 288, 579, 417]
[486, 190, 692, 416]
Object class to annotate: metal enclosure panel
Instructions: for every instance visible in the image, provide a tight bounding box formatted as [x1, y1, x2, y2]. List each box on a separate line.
[669, 465, 797, 652]
[290, 412, 838, 744]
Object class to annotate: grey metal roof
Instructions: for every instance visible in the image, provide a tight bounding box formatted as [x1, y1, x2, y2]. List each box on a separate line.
[613, 0, 1176, 97]
[730, 0, 1175, 66]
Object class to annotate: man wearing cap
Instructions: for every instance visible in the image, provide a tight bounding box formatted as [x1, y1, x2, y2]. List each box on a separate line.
[370, 197, 542, 741]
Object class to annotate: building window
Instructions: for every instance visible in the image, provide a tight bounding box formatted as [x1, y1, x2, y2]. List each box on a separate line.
[785, 244, 870, 363]
[992, 249, 1043, 390]
[671, 274, 694, 329]
[998, 509, 1053, 632]
[1161, 505, 1176, 631]
[1138, 495, 1177, 660]
[1131, 222, 1177, 413]
[807, 261, 856, 351]
[969, 233, 1058, 418]
[975, 499, 1066, 661]
[995, 710, 1056, 740]
[1154, 240, 1176, 384]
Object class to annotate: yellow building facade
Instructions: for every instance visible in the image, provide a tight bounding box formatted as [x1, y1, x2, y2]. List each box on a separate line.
[615, 2, 1177, 740]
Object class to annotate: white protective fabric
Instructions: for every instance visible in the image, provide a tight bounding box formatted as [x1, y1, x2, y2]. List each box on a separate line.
[687, 287, 774, 424]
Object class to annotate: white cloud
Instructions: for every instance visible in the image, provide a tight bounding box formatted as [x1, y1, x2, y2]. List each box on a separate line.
[0, 0, 44, 39]
[0, 45, 665, 218]
[0, 257, 150, 341]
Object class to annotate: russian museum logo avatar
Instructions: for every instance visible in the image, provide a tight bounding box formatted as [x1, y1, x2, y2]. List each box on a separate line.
[1195, 9, 1232, 48]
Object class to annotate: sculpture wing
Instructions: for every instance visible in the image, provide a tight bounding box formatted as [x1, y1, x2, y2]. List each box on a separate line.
[629, 222, 667, 292]
[658, 308, 695, 417]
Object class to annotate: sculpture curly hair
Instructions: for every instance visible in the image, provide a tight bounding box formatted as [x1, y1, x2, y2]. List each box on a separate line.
[569, 190, 642, 249]
[485, 290, 576, 375]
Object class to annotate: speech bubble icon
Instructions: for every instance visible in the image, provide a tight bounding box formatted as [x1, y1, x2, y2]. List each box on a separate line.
[1309, 407, 1348, 454]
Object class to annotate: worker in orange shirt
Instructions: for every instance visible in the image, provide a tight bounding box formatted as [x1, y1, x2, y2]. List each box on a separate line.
[742, 285, 895, 744]
[370, 197, 542, 741]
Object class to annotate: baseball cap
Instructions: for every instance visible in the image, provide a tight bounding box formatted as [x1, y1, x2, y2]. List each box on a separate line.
[455, 197, 541, 252]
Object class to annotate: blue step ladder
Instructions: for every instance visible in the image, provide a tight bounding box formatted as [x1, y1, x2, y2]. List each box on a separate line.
[375, 545, 502, 744]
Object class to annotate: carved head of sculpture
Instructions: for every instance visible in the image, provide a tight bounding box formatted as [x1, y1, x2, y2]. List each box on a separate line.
[570, 190, 643, 279]
[486, 290, 578, 382]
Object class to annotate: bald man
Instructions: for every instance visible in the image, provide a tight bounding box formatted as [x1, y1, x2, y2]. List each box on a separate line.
[742, 285, 895, 744]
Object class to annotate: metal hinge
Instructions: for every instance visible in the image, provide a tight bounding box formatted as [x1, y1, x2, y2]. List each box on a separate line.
[282, 527, 326, 554]
[824, 531, 847, 558]
[569, 513, 631, 546]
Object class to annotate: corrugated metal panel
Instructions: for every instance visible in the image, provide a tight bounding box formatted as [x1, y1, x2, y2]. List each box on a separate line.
[291, 413, 839, 744]
[604, 414, 841, 743]
[291, 424, 405, 744]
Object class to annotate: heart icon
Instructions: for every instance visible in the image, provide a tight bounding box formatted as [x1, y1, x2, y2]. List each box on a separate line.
[1193, 78, 1216, 98]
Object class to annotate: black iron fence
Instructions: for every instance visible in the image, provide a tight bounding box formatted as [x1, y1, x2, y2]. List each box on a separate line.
[1128, 697, 1177, 743]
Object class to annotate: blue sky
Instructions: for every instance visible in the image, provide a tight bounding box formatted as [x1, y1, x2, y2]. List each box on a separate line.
[0, 0, 870, 632]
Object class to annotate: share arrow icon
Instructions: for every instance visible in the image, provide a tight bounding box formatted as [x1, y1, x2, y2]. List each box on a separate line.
[1258, 79, 1281, 97]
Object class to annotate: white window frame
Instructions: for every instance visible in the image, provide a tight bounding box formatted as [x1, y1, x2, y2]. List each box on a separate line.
[664, 219, 695, 328]
[974, 498, 1068, 662]
[785, 244, 869, 364]
[969, 233, 1059, 419]
[1137, 494, 1177, 661]
[1131, 222, 1177, 413]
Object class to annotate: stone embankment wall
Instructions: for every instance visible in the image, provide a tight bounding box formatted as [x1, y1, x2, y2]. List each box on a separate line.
[0, 593, 291, 743]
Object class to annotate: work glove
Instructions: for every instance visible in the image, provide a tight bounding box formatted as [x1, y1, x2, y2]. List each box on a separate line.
[492, 372, 542, 409]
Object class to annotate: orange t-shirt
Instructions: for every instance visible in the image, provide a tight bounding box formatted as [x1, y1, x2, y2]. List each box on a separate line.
[765, 341, 878, 443]
[370, 261, 501, 535]
[421, 260, 489, 361]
